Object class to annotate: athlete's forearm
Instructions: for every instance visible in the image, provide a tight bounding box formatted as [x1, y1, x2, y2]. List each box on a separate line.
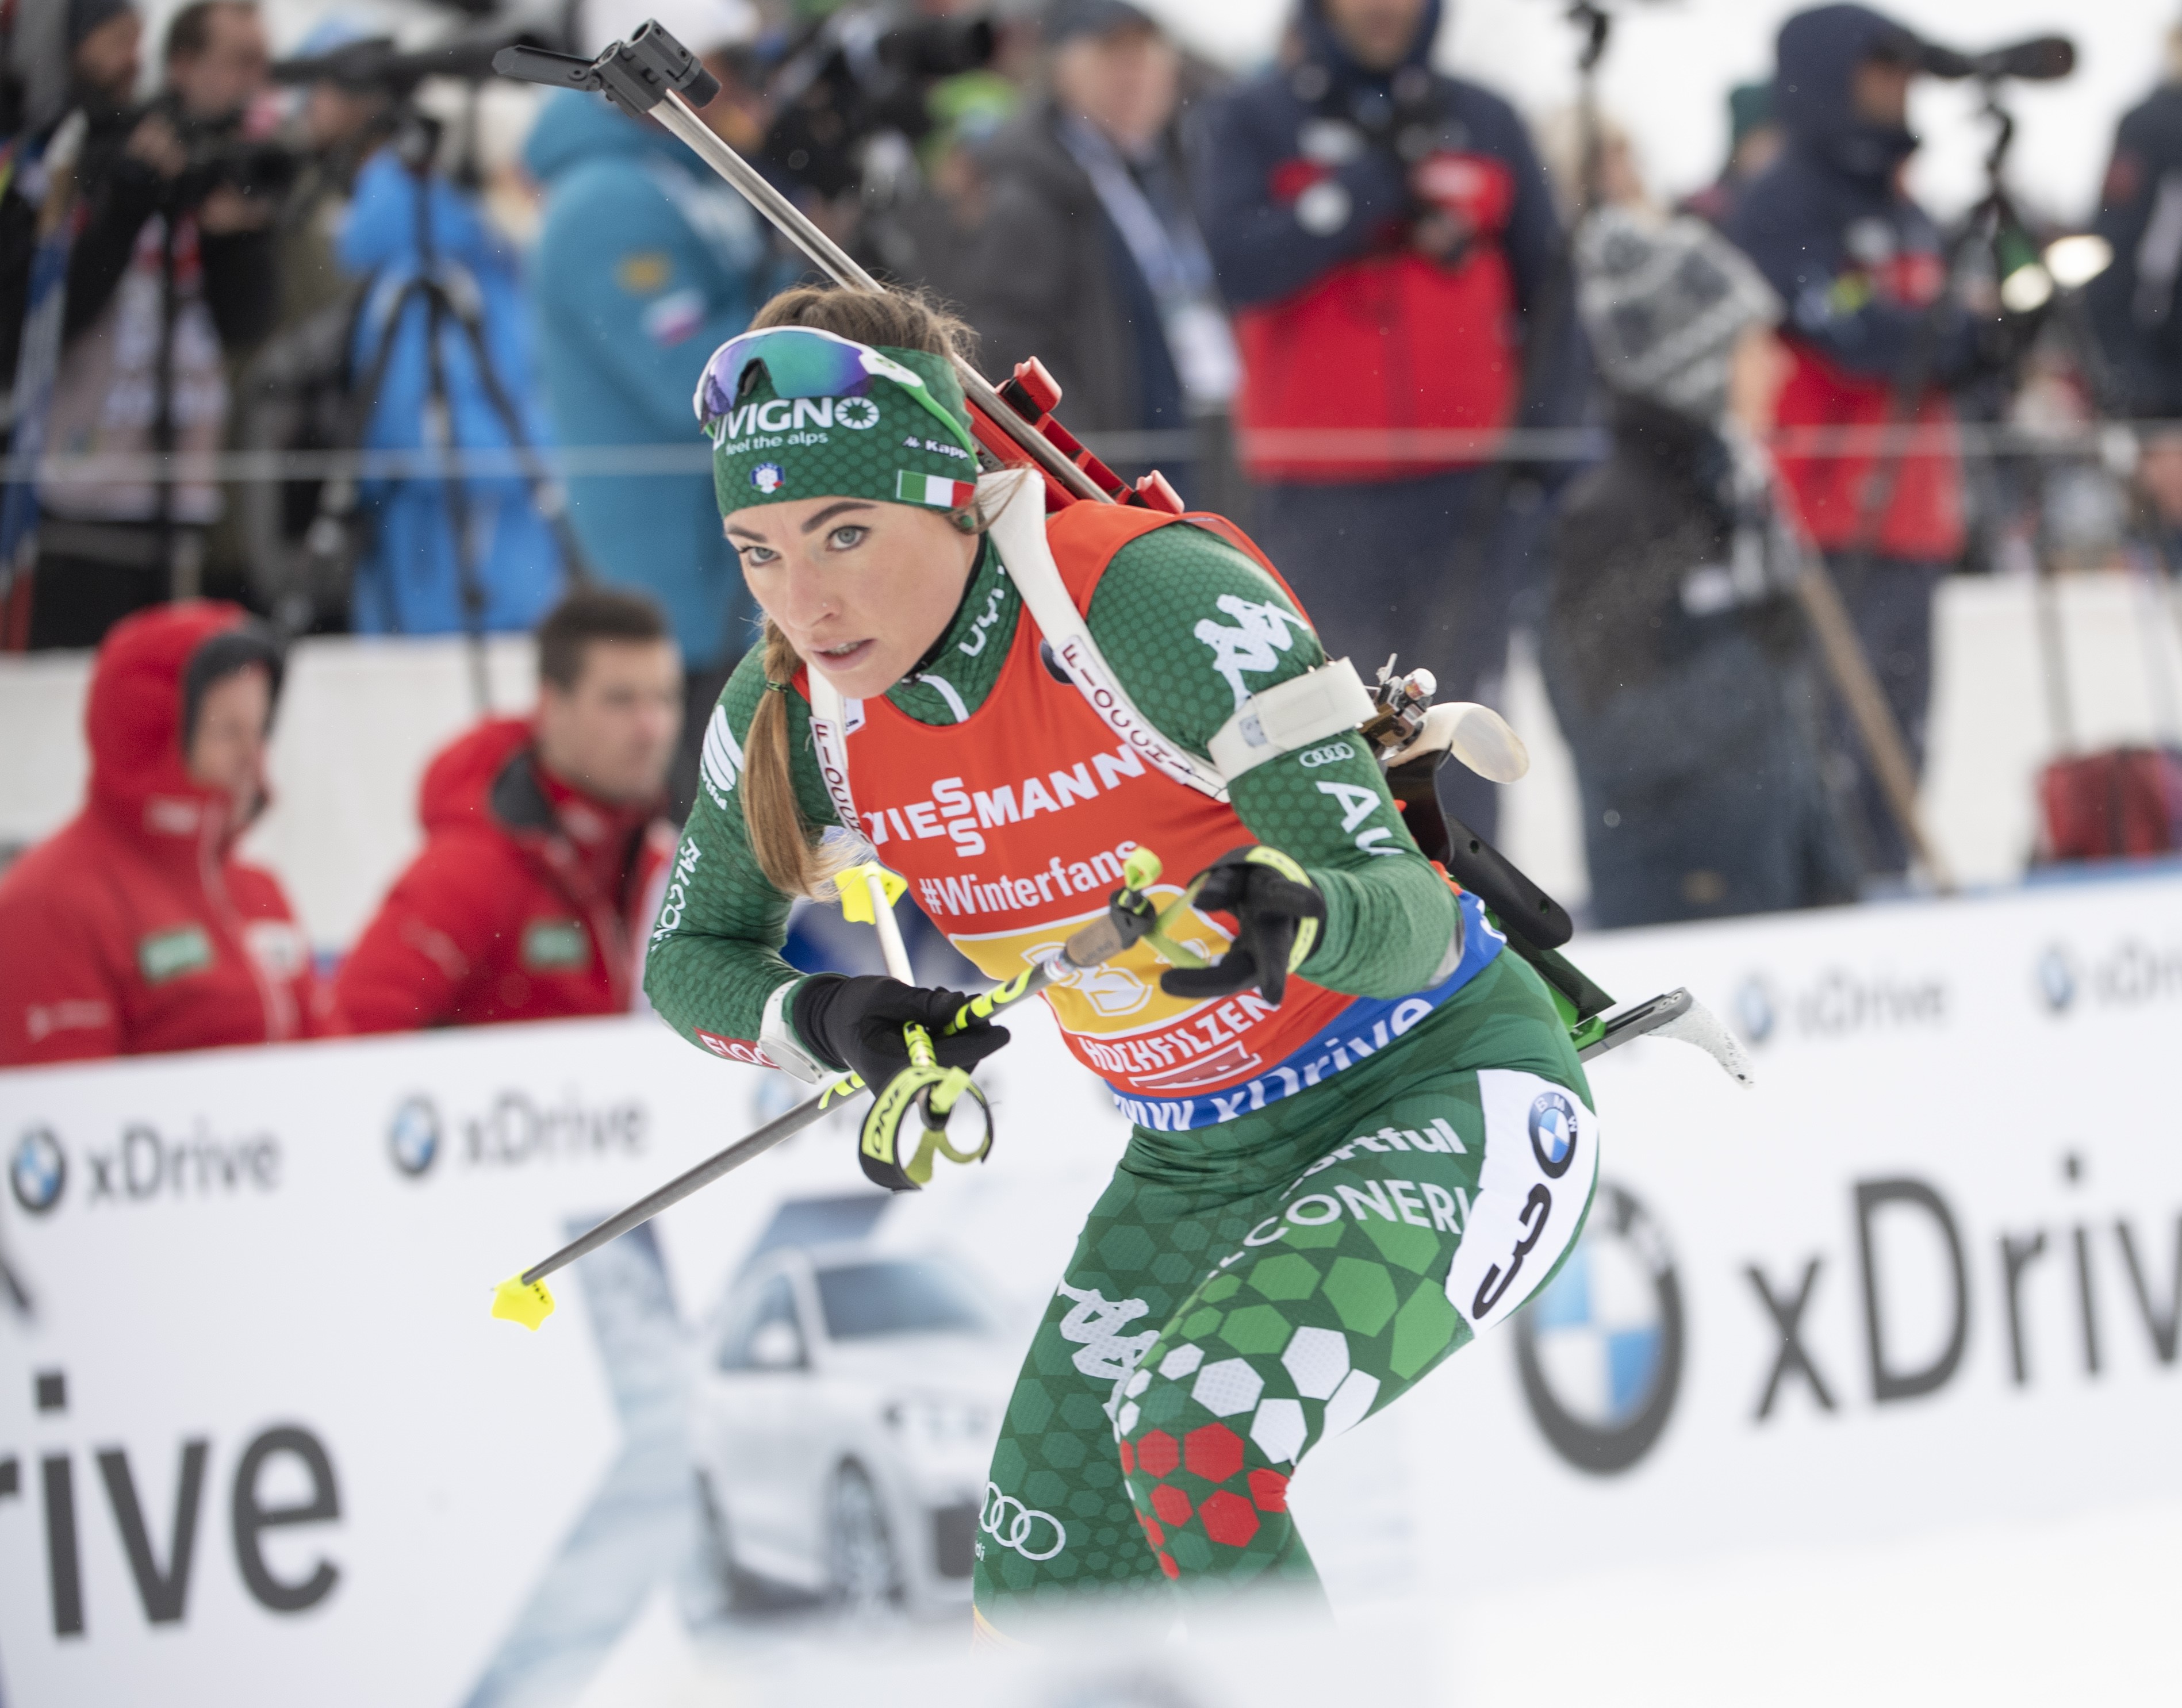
[1228, 747, 1460, 997]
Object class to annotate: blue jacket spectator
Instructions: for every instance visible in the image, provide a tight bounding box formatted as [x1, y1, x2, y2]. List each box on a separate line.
[523, 87, 772, 682]
[2086, 26, 2182, 420]
[339, 151, 566, 636]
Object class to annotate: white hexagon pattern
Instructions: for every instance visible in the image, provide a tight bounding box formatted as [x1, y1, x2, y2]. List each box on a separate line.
[1280, 1325, 1349, 1400]
[1191, 1356, 1266, 1418]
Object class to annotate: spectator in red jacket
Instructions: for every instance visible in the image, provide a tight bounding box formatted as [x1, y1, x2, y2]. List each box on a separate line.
[1193, 0, 1568, 841]
[336, 588, 681, 1031]
[0, 601, 324, 1066]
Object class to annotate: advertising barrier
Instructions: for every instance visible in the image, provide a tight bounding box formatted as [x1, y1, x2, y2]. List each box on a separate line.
[3, 871, 2181, 1703]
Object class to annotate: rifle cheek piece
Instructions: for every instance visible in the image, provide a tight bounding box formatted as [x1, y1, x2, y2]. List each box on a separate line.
[491, 23, 718, 121]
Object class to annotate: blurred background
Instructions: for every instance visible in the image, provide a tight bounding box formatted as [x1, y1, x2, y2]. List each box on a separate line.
[6, 1, 2182, 1703]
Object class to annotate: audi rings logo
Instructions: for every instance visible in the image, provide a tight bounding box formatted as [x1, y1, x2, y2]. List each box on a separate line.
[9, 1127, 66, 1215]
[980, 1481, 1066, 1561]
[1527, 1092, 1578, 1179]
[1514, 1182, 1684, 1475]
[387, 1097, 441, 1177]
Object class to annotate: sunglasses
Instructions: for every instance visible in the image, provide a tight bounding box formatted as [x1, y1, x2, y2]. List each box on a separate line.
[692, 325, 977, 459]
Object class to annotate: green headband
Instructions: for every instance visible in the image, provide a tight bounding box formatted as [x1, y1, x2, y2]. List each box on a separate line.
[709, 343, 984, 518]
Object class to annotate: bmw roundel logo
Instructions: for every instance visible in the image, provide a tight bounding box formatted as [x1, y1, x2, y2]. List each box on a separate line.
[9, 1127, 66, 1215]
[388, 1097, 442, 1178]
[1734, 974, 1777, 1045]
[1527, 1092, 1577, 1179]
[2036, 946, 2077, 1014]
[1514, 1181, 1684, 1475]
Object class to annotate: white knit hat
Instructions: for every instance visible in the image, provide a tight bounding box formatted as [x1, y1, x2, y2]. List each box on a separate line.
[1575, 208, 1782, 421]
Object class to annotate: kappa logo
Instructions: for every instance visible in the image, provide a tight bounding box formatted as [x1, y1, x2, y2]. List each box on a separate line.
[979, 1482, 1067, 1561]
[1195, 594, 1306, 707]
[10, 1127, 66, 1214]
[1515, 1181, 1684, 1475]
[1054, 1281, 1158, 1383]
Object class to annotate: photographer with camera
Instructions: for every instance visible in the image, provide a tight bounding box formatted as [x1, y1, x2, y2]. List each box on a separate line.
[1723, 5, 2003, 879]
[25, 0, 279, 650]
[1192, 0, 1566, 843]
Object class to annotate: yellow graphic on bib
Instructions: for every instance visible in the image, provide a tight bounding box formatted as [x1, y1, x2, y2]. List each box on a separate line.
[951, 888, 1232, 1039]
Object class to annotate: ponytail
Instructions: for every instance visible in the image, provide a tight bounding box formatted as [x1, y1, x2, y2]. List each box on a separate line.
[741, 619, 849, 900]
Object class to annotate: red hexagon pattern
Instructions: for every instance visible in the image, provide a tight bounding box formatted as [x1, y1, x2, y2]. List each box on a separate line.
[1197, 1490, 1260, 1548]
[1151, 1483, 1193, 1526]
[1184, 1422, 1244, 1484]
[1248, 1467, 1290, 1512]
[1136, 1429, 1180, 1479]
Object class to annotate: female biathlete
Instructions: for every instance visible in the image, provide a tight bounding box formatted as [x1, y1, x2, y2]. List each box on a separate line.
[645, 287, 1598, 1640]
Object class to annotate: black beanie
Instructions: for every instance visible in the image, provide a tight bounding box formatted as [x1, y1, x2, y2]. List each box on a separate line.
[181, 621, 286, 750]
[66, 0, 135, 51]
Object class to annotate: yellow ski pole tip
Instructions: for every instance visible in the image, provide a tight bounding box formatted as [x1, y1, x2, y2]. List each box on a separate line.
[491, 1275, 556, 1330]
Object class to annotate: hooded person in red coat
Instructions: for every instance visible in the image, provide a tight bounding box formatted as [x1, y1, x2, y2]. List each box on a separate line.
[335, 588, 683, 1031]
[0, 601, 325, 1065]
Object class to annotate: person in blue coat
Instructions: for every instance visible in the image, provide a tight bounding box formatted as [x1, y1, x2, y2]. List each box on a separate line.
[524, 0, 782, 816]
[339, 148, 566, 639]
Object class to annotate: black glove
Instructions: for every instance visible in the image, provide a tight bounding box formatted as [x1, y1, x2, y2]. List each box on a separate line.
[792, 974, 1010, 1089]
[1159, 847, 1328, 1008]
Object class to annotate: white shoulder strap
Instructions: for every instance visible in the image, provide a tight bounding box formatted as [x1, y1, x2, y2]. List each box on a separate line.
[980, 471, 1229, 800]
[803, 669, 861, 833]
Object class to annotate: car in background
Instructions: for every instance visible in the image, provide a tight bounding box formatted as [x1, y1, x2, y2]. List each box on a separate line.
[689, 1229, 1013, 1614]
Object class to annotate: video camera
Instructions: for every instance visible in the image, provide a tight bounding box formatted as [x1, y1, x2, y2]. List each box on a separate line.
[141, 97, 304, 207]
[269, 29, 534, 101]
[756, 7, 996, 201]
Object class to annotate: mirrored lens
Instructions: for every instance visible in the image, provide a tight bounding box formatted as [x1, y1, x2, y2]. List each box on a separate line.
[693, 328, 876, 424]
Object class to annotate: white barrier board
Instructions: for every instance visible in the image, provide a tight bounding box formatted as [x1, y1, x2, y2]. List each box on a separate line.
[1, 871, 2179, 1705]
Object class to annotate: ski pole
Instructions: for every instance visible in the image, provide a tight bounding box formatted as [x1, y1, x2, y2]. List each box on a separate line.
[490, 847, 1183, 1328]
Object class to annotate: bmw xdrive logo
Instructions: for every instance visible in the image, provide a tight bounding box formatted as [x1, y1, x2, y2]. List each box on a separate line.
[2036, 946, 2077, 1013]
[1515, 1183, 1684, 1475]
[1734, 975, 1776, 1045]
[388, 1097, 442, 1177]
[9, 1127, 67, 1215]
[1527, 1092, 1578, 1178]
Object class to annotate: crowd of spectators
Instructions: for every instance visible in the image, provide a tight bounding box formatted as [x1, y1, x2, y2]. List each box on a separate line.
[7, 0, 2182, 1068]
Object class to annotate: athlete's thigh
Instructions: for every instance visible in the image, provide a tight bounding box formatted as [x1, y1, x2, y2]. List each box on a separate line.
[1113, 1066, 1601, 1585]
[973, 1155, 1268, 1618]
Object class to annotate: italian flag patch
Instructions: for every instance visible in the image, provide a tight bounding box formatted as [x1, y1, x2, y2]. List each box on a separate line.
[896, 471, 979, 509]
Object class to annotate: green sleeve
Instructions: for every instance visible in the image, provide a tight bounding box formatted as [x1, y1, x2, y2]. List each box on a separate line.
[1085, 524, 1461, 999]
[642, 648, 845, 1057]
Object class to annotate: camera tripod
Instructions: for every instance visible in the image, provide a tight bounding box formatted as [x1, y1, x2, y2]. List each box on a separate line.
[285, 86, 592, 709]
